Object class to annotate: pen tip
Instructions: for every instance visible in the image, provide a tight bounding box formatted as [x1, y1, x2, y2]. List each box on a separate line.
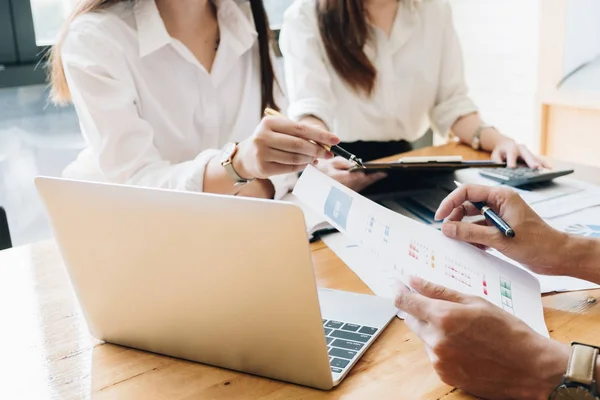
[352, 157, 364, 168]
[506, 229, 515, 238]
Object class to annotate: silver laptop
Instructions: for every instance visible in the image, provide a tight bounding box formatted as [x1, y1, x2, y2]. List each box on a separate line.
[35, 177, 397, 390]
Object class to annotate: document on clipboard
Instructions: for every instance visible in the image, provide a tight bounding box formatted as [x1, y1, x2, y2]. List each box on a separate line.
[351, 156, 505, 172]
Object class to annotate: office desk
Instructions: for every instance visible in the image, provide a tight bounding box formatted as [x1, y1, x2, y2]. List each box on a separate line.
[2, 143, 600, 399]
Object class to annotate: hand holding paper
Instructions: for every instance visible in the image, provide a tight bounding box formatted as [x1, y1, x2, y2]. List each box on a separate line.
[293, 166, 548, 336]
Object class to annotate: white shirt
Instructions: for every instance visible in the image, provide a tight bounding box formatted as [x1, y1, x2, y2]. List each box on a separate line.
[62, 0, 293, 198]
[280, 0, 478, 143]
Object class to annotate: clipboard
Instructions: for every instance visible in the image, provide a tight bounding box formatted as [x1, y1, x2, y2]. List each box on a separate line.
[350, 156, 505, 173]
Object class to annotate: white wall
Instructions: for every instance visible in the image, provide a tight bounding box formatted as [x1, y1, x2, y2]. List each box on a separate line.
[563, 0, 600, 79]
[450, 0, 540, 149]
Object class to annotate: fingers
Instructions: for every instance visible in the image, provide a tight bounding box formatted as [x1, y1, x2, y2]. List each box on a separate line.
[435, 185, 511, 221]
[367, 172, 388, 183]
[330, 157, 355, 170]
[265, 149, 317, 166]
[265, 133, 333, 160]
[263, 116, 340, 146]
[344, 171, 387, 192]
[404, 314, 427, 335]
[408, 276, 465, 303]
[517, 145, 541, 169]
[506, 146, 520, 168]
[444, 202, 480, 222]
[491, 148, 503, 163]
[441, 220, 503, 247]
[394, 281, 435, 321]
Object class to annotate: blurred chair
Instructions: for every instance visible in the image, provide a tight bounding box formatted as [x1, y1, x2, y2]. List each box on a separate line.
[0, 207, 12, 251]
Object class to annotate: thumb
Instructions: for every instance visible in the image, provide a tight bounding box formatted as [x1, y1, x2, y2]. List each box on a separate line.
[330, 157, 354, 170]
[366, 171, 387, 183]
[409, 276, 465, 303]
[441, 221, 502, 248]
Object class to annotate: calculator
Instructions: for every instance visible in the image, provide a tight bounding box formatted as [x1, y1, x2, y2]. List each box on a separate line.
[479, 167, 574, 187]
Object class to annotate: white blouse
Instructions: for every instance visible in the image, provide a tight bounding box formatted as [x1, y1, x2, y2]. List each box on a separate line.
[61, 0, 292, 198]
[280, 0, 478, 143]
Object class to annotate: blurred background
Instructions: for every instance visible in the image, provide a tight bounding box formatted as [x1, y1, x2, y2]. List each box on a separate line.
[1, 0, 598, 246]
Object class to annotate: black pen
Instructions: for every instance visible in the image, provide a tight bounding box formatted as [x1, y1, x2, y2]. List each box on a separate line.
[264, 108, 364, 168]
[454, 181, 515, 238]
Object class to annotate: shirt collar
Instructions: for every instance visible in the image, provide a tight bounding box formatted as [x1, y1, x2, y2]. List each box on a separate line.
[388, 1, 422, 54]
[214, 0, 257, 56]
[133, 0, 257, 59]
[366, 1, 421, 55]
[134, 1, 172, 57]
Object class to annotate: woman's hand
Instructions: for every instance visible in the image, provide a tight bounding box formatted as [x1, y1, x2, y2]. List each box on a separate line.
[234, 116, 340, 179]
[317, 157, 387, 192]
[451, 115, 546, 169]
[490, 136, 546, 169]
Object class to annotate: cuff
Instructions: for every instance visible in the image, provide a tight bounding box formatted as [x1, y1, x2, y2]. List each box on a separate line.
[430, 97, 478, 137]
[185, 149, 221, 192]
[269, 172, 299, 200]
[287, 98, 335, 131]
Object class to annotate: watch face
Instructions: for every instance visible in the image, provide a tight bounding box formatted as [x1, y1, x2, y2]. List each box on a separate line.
[552, 386, 597, 400]
[221, 142, 237, 164]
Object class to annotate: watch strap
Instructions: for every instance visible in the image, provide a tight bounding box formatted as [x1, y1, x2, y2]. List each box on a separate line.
[471, 124, 494, 150]
[566, 343, 599, 385]
[221, 142, 254, 186]
[224, 161, 253, 185]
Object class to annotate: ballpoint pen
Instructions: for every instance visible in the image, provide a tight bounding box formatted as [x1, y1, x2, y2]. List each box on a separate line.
[454, 181, 515, 238]
[264, 108, 364, 168]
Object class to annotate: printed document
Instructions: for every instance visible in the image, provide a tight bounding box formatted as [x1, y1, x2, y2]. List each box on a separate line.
[294, 166, 548, 336]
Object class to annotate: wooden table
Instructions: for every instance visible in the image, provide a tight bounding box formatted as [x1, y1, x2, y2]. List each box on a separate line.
[2, 143, 600, 399]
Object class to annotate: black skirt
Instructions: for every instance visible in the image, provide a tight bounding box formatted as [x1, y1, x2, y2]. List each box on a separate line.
[338, 140, 412, 162]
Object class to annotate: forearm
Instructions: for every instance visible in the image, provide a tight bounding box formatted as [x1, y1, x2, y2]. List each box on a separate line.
[451, 112, 506, 152]
[202, 156, 244, 195]
[559, 235, 600, 284]
[203, 156, 273, 198]
[299, 115, 328, 130]
[530, 341, 570, 400]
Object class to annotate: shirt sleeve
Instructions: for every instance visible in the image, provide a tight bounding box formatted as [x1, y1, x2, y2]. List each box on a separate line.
[279, 2, 337, 130]
[61, 26, 218, 192]
[429, 2, 478, 137]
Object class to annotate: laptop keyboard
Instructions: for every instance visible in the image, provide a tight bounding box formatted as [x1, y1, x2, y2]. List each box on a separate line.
[322, 319, 378, 374]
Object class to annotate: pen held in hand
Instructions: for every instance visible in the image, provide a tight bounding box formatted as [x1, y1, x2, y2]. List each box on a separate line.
[453, 181, 515, 238]
[263, 108, 364, 168]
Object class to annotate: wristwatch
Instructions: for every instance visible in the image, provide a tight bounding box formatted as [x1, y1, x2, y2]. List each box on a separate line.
[550, 342, 600, 399]
[220, 142, 254, 186]
[471, 124, 494, 150]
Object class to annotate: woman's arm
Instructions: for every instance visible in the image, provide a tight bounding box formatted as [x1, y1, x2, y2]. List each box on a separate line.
[452, 113, 542, 168]
[280, 3, 336, 129]
[63, 26, 337, 197]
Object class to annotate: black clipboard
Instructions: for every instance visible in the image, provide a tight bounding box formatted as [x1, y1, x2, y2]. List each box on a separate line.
[351, 159, 506, 173]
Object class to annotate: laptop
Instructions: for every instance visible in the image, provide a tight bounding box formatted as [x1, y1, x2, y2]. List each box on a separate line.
[35, 177, 397, 390]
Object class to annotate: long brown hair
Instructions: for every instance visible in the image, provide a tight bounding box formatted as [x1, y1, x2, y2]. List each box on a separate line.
[317, 0, 376, 95]
[49, 0, 279, 112]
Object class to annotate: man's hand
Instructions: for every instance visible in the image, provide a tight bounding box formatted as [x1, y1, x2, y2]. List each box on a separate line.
[395, 277, 568, 400]
[435, 185, 568, 275]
